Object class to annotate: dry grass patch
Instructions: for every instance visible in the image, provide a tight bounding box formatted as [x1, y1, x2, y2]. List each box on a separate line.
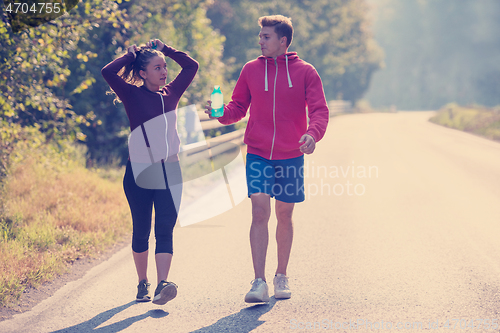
[0, 149, 130, 306]
[430, 104, 500, 141]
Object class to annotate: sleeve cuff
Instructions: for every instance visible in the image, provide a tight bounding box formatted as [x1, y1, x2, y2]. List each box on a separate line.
[161, 44, 174, 57]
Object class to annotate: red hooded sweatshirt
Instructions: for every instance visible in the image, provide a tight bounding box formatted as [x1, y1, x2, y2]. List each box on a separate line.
[218, 52, 329, 160]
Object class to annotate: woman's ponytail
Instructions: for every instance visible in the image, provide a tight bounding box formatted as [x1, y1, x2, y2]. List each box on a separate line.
[108, 46, 164, 104]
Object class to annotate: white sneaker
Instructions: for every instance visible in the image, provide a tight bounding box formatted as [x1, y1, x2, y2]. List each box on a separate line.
[273, 274, 291, 299]
[244, 278, 270, 303]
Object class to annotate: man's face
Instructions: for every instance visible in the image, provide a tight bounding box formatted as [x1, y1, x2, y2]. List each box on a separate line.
[259, 26, 286, 58]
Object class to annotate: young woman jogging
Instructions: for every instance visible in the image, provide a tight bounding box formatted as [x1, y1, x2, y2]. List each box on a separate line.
[102, 39, 198, 305]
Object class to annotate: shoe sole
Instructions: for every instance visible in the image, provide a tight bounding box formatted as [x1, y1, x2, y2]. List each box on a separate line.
[152, 284, 177, 305]
[274, 291, 291, 299]
[136, 296, 151, 302]
[245, 294, 270, 303]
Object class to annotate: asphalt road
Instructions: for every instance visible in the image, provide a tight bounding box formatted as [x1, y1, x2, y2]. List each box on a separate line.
[1, 111, 500, 333]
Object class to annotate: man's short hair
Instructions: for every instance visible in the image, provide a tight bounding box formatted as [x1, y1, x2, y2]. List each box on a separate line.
[258, 15, 293, 48]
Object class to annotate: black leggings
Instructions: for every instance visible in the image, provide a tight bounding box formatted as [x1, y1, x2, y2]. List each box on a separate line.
[123, 160, 181, 254]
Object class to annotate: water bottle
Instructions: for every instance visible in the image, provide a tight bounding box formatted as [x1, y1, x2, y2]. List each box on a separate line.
[211, 85, 224, 118]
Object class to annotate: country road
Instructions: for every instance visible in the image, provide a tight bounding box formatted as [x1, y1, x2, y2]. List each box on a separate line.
[1, 111, 500, 332]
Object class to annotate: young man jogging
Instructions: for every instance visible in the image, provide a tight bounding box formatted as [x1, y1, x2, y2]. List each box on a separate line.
[205, 15, 329, 302]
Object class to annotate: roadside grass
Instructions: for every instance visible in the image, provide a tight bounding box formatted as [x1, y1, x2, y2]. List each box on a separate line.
[0, 142, 130, 307]
[429, 103, 500, 141]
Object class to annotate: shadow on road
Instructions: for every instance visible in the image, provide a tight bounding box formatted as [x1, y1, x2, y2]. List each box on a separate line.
[190, 297, 278, 333]
[50, 301, 168, 333]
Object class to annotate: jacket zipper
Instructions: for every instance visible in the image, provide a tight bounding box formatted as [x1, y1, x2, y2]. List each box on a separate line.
[270, 59, 278, 160]
[157, 92, 169, 161]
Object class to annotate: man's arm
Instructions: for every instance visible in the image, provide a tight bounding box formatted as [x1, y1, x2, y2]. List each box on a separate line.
[297, 67, 329, 154]
[304, 67, 329, 143]
[204, 65, 251, 125]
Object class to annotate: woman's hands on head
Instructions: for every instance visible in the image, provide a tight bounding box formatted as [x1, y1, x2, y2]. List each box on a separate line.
[127, 44, 138, 59]
[146, 39, 165, 51]
[127, 39, 165, 59]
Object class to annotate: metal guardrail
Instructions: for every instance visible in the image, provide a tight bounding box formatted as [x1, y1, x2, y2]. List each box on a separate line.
[329, 100, 352, 115]
[179, 112, 247, 164]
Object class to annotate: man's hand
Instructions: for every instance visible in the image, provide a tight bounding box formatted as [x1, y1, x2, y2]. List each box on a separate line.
[299, 134, 316, 154]
[204, 100, 217, 119]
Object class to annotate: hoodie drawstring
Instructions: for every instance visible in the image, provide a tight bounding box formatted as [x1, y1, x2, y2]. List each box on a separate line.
[286, 55, 293, 88]
[265, 60, 268, 92]
[265, 56, 293, 91]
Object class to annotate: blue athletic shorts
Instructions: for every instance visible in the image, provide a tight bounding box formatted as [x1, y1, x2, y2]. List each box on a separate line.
[246, 153, 305, 203]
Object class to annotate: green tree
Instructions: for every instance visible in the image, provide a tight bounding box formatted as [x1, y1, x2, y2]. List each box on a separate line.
[0, 0, 128, 145]
[63, 1, 137, 165]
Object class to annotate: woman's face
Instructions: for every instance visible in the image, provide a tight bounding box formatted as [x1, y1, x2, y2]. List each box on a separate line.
[140, 55, 168, 87]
